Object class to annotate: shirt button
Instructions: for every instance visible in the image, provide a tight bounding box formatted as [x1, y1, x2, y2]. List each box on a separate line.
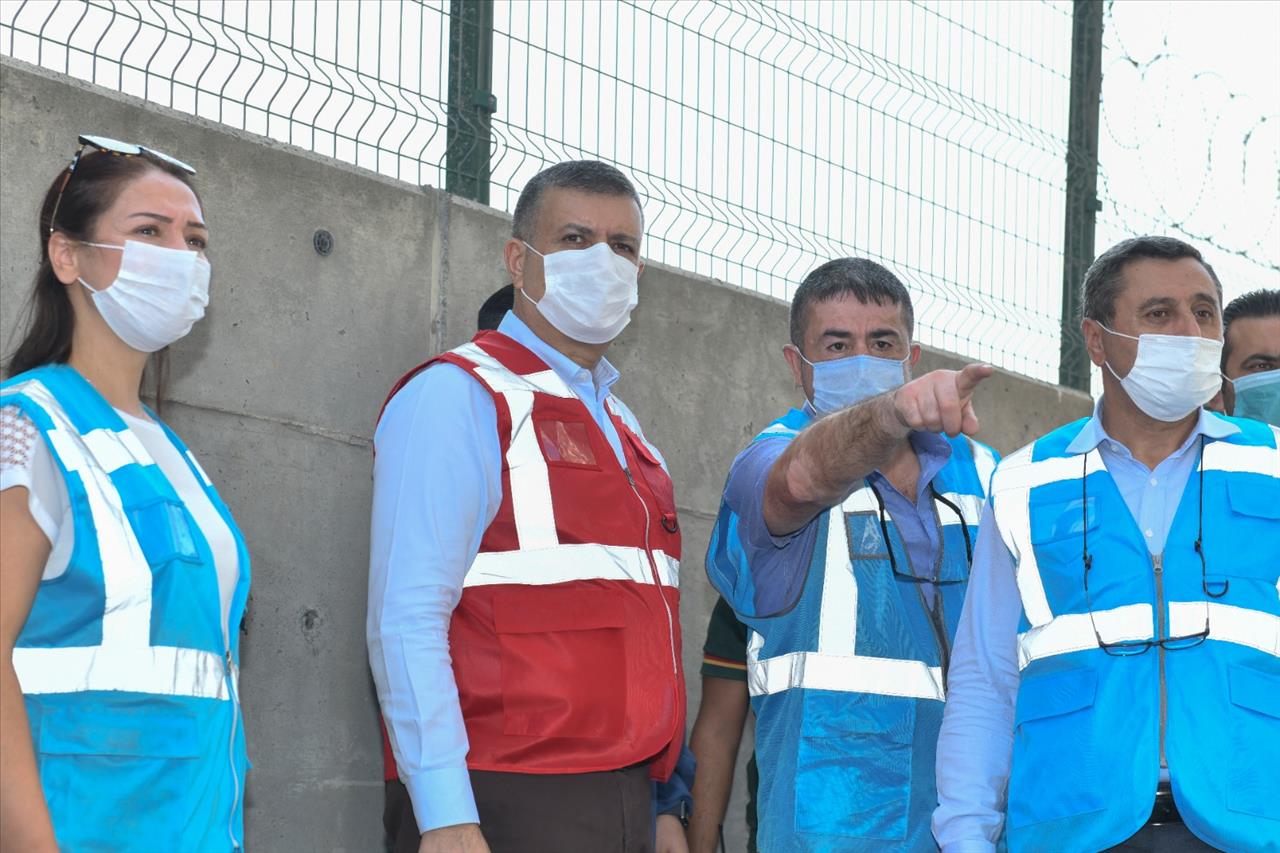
[1145, 529, 1154, 538]
[1150, 477, 1158, 486]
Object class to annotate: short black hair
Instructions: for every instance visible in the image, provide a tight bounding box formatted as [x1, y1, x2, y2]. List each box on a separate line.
[1081, 236, 1222, 325]
[1222, 288, 1280, 364]
[477, 284, 514, 332]
[511, 160, 643, 241]
[789, 258, 914, 347]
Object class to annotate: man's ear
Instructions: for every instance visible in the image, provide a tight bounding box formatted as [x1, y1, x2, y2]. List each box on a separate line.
[783, 344, 805, 389]
[908, 343, 922, 369]
[1082, 318, 1107, 367]
[47, 232, 82, 286]
[504, 238, 526, 292]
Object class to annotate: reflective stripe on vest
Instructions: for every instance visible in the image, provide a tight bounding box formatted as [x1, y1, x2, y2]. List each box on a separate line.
[7, 379, 235, 701]
[744, 467, 988, 704]
[453, 341, 680, 589]
[995, 437, 1280, 668]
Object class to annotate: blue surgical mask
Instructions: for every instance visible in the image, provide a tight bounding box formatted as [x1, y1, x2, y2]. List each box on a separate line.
[1232, 369, 1280, 426]
[797, 351, 909, 415]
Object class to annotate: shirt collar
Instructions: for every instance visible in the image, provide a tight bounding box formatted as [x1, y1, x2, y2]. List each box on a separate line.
[1065, 395, 1240, 455]
[496, 310, 621, 394]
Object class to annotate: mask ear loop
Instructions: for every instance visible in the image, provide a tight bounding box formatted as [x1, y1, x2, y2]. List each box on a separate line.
[1197, 434, 1228, 598]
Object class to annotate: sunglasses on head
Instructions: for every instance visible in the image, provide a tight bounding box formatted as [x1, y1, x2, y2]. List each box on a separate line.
[47, 135, 197, 235]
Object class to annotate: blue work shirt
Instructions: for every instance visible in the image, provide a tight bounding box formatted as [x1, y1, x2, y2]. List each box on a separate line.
[723, 417, 955, 614]
[933, 400, 1239, 852]
[368, 311, 662, 834]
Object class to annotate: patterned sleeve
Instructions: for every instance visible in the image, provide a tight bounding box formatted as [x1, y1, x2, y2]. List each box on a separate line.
[1, 405, 60, 543]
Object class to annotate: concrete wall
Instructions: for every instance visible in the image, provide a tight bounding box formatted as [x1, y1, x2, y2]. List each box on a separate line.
[0, 58, 1093, 852]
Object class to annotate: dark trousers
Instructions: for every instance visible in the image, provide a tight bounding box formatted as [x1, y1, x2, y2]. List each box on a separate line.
[1102, 823, 1220, 851]
[385, 765, 653, 853]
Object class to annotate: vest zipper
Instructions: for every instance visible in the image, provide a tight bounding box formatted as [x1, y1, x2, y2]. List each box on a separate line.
[224, 649, 242, 850]
[1153, 551, 1168, 772]
[624, 467, 679, 676]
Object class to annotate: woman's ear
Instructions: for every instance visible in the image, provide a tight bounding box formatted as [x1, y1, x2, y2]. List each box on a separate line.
[47, 232, 81, 286]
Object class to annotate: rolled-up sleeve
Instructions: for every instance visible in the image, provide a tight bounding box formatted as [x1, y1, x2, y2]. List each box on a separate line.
[933, 501, 1023, 852]
[367, 364, 503, 834]
[706, 437, 821, 619]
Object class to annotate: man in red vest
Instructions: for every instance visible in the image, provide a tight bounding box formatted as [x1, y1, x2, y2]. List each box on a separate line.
[369, 161, 686, 853]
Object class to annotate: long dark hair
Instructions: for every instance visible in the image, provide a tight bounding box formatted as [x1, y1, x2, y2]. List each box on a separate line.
[4, 149, 202, 379]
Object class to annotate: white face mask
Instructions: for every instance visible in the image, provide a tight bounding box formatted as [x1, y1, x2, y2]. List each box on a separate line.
[521, 241, 639, 344]
[1099, 323, 1223, 422]
[78, 240, 211, 353]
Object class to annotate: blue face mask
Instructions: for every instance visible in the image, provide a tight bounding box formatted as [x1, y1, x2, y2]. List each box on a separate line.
[798, 351, 909, 415]
[1232, 369, 1280, 426]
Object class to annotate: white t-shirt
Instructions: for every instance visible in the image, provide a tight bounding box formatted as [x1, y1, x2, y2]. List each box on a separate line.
[0, 404, 240, 644]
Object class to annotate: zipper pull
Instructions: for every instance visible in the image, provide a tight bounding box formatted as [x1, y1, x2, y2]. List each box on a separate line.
[1153, 553, 1163, 574]
[624, 467, 635, 485]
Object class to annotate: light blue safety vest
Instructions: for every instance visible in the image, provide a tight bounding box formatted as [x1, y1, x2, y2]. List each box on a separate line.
[990, 415, 1280, 853]
[1, 365, 251, 852]
[707, 408, 997, 852]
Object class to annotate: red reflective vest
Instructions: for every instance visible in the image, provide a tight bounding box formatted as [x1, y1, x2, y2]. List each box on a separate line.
[380, 330, 684, 783]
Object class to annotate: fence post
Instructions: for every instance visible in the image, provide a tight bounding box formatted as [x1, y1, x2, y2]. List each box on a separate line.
[1059, 0, 1104, 391]
[446, 0, 496, 204]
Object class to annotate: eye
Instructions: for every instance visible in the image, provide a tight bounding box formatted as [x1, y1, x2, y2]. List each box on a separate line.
[1147, 309, 1169, 320]
[134, 225, 160, 237]
[187, 235, 208, 250]
[828, 341, 847, 353]
[873, 340, 891, 350]
[1194, 308, 1215, 320]
[563, 234, 583, 244]
[612, 242, 635, 255]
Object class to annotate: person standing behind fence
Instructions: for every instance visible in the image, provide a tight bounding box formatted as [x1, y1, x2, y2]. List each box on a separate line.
[934, 237, 1280, 852]
[367, 160, 686, 853]
[0, 136, 250, 851]
[1220, 289, 1280, 426]
[706, 258, 998, 852]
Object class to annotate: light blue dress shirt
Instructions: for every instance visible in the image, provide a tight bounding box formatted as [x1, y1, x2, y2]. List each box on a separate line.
[932, 400, 1239, 852]
[367, 311, 647, 834]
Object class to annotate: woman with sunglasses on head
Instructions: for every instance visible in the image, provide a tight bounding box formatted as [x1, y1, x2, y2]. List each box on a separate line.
[0, 137, 249, 852]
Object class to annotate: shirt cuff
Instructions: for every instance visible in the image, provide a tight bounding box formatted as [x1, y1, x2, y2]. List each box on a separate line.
[406, 765, 480, 835]
[940, 841, 999, 853]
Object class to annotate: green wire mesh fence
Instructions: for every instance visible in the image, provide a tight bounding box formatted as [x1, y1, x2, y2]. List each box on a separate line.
[3, 1, 1274, 384]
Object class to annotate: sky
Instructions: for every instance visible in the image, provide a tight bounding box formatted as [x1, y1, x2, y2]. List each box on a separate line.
[1, 0, 1276, 385]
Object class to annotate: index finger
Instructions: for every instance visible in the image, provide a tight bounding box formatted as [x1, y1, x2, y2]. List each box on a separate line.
[956, 363, 995, 397]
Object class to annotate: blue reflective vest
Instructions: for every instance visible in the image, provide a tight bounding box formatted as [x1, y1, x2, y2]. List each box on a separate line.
[708, 408, 996, 852]
[990, 415, 1280, 853]
[2, 365, 251, 852]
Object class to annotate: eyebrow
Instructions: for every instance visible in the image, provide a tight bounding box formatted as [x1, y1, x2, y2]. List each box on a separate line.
[561, 222, 639, 244]
[128, 211, 208, 230]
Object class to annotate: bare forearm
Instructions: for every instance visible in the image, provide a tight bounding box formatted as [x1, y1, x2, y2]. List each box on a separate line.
[765, 392, 906, 535]
[0, 664, 57, 853]
[688, 679, 751, 853]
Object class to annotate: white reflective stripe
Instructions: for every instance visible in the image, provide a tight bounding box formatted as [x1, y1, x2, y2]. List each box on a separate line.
[758, 423, 799, 438]
[840, 487, 878, 514]
[81, 428, 142, 473]
[970, 439, 997, 495]
[991, 446, 1109, 628]
[465, 545, 679, 588]
[454, 342, 575, 399]
[14, 645, 234, 699]
[938, 492, 983, 527]
[748, 651, 945, 701]
[22, 383, 153, 647]
[817, 505, 856, 655]
[503, 388, 560, 550]
[1016, 604, 1153, 669]
[1202, 441, 1280, 477]
[1169, 601, 1280, 656]
[186, 450, 213, 487]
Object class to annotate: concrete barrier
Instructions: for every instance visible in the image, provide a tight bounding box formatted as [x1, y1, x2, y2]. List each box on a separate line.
[1, 57, 1093, 851]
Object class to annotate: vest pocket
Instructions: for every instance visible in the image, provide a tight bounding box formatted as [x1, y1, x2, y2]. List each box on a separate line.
[794, 692, 914, 840]
[37, 703, 200, 847]
[1226, 663, 1280, 821]
[492, 587, 628, 740]
[1008, 666, 1104, 829]
[1222, 479, 1280, 584]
